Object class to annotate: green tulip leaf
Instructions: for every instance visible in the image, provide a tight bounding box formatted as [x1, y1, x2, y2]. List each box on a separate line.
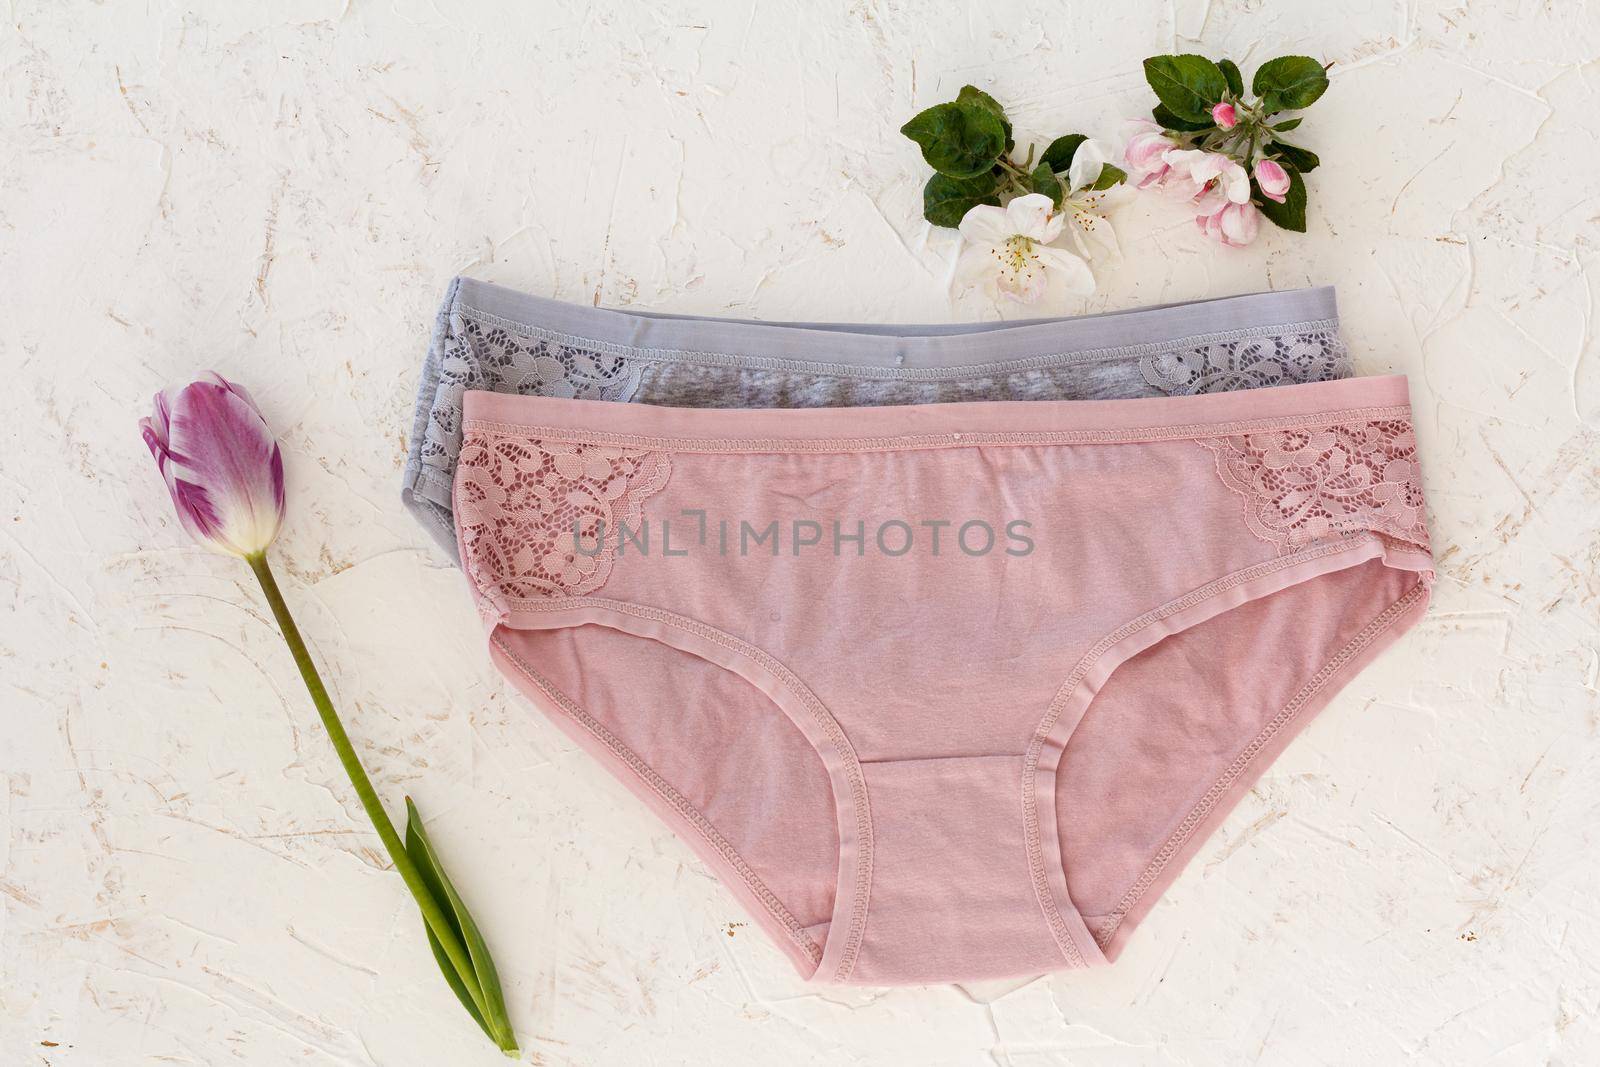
[1252, 55, 1329, 113]
[900, 101, 1008, 179]
[923, 171, 1000, 227]
[421, 912, 489, 1035]
[405, 798, 516, 1053]
[1142, 54, 1229, 123]
[1254, 165, 1308, 232]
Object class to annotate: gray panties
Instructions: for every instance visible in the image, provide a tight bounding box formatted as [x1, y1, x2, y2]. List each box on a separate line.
[403, 278, 1352, 558]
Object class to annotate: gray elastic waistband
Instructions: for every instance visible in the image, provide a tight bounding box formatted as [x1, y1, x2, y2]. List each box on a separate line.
[448, 277, 1340, 374]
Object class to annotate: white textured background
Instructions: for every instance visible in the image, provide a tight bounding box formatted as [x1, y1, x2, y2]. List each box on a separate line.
[3, 2, 1598, 1064]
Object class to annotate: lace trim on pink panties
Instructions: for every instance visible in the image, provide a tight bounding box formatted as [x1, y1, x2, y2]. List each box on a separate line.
[455, 434, 671, 604]
[456, 436, 876, 980]
[1198, 417, 1431, 554]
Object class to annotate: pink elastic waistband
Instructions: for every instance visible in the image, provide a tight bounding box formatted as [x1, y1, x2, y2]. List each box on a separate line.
[461, 375, 1414, 453]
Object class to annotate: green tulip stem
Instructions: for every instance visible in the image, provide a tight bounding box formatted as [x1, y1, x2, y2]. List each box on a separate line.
[246, 552, 514, 1052]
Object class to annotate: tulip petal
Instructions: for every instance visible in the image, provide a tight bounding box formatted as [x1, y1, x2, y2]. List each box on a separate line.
[148, 389, 174, 443]
[171, 477, 227, 543]
[157, 375, 285, 556]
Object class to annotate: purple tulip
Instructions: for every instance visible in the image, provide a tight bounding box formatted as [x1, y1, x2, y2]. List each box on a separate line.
[140, 372, 285, 558]
[138, 372, 518, 1052]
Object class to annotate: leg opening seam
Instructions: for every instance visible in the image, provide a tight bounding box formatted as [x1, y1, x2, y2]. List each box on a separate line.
[495, 596, 873, 982]
[491, 633, 824, 967]
[1090, 579, 1430, 948]
[1022, 537, 1372, 968]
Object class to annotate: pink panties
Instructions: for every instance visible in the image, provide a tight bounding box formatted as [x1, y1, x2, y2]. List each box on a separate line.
[453, 376, 1434, 985]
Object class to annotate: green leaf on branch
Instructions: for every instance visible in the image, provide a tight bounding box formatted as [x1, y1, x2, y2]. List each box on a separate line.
[1040, 133, 1087, 173]
[956, 85, 1013, 152]
[1152, 103, 1214, 133]
[1252, 55, 1329, 113]
[1268, 141, 1320, 173]
[923, 171, 1000, 227]
[955, 85, 1007, 121]
[405, 798, 517, 1053]
[900, 101, 1008, 179]
[1090, 163, 1127, 190]
[1142, 54, 1229, 123]
[1271, 117, 1303, 132]
[1218, 58, 1244, 98]
[1254, 165, 1307, 232]
[1029, 162, 1064, 207]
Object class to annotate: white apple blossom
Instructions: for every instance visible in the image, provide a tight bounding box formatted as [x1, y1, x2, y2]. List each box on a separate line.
[1053, 138, 1133, 261]
[955, 193, 1095, 304]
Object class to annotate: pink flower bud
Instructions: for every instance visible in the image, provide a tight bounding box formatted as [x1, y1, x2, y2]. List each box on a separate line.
[1210, 102, 1237, 130]
[1254, 158, 1291, 203]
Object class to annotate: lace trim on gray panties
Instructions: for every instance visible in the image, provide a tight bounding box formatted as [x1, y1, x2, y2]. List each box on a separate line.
[402, 303, 1351, 553]
[636, 326, 1348, 409]
[1137, 330, 1351, 396]
[410, 310, 646, 507]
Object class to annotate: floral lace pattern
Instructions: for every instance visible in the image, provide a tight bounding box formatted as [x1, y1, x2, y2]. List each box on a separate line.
[406, 311, 1349, 528]
[1199, 418, 1430, 554]
[1139, 327, 1349, 396]
[455, 432, 671, 606]
[419, 314, 644, 485]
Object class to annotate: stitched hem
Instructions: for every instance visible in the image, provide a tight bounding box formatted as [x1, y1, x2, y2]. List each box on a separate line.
[493, 596, 875, 984]
[489, 633, 825, 972]
[456, 298, 1342, 381]
[461, 404, 1414, 455]
[1088, 579, 1431, 956]
[408, 463, 454, 506]
[445, 278, 1341, 378]
[1020, 535, 1430, 969]
[402, 275, 463, 478]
